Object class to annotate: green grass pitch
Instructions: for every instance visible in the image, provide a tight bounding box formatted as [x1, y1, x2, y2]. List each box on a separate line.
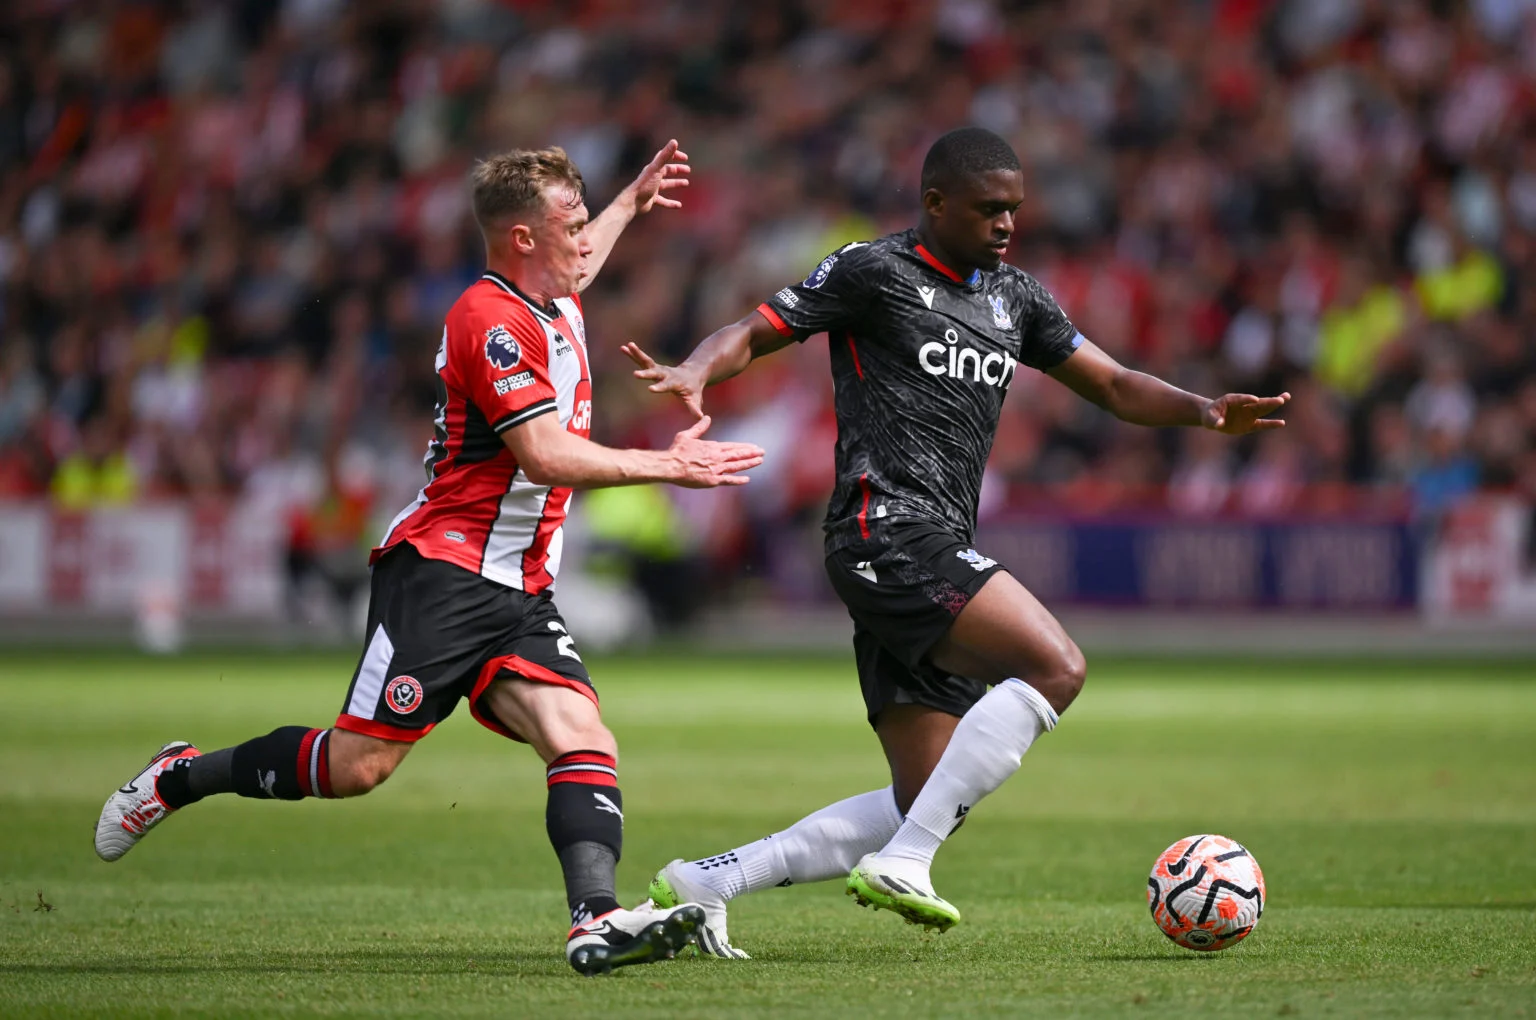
[1, 649, 1533, 1018]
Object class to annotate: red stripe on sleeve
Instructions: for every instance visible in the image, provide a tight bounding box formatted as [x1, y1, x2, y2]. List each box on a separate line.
[756, 303, 793, 336]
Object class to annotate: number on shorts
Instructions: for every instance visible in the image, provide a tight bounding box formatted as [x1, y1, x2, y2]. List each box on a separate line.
[547, 620, 582, 661]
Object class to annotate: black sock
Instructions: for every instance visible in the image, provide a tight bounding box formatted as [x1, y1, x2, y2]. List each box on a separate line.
[545, 751, 623, 927]
[155, 748, 235, 809]
[229, 726, 335, 800]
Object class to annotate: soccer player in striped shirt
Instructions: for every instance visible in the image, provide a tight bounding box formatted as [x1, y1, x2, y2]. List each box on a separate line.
[95, 141, 764, 975]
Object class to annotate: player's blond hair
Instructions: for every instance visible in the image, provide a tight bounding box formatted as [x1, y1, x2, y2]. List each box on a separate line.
[470, 147, 586, 233]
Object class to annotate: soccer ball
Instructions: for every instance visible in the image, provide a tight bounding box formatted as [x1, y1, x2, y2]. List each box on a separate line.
[1147, 834, 1265, 951]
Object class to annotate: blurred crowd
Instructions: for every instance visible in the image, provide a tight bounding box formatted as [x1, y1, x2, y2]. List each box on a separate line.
[1, 0, 1534, 590]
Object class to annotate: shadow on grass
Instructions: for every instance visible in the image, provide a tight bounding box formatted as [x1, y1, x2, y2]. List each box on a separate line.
[1375, 902, 1536, 911]
[1086, 954, 1208, 963]
[0, 950, 569, 977]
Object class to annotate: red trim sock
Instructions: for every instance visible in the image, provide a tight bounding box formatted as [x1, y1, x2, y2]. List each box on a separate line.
[546, 750, 618, 788]
[296, 728, 336, 799]
[228, 726, 335, 800]
[546, 750, 622, 926]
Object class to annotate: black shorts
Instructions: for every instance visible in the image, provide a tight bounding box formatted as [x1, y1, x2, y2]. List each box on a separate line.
[335, 542, 594, 743]
[824, 519, 1007, 727]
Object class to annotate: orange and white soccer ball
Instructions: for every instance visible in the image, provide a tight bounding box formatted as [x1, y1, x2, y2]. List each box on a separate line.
[1147, 834, 1265, 951]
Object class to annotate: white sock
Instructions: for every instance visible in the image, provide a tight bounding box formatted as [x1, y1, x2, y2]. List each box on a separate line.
[681, 787, 903, 898]
[881, 679, 1058, 868]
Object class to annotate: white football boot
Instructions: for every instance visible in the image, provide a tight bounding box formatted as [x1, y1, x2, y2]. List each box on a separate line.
[649, 858, 751, 959]
[565, 899, 705, 976]
[95, 742, 200, 862]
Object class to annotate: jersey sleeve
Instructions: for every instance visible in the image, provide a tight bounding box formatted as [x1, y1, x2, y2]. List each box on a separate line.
[756, 241, 883, 340]
[457, 302, 557, 433]
[1016, 274, 1086, 371]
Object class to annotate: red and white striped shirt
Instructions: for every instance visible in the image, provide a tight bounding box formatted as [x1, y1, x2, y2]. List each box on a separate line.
[374, 270, 593, 594]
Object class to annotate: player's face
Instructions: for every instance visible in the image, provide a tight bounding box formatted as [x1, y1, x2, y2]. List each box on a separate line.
[533, 185, 592, 295]
[928, 169, 1025, 272]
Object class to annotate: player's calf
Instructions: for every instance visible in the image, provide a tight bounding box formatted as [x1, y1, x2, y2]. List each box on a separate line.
[546, 749, 626, 927]
[323, 729, 413, 796]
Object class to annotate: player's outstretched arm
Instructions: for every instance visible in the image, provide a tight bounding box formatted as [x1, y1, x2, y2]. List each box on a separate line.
[1048, 339, 1289, 434]
[578, 139, 690, 293]
[503, 411, 764, 489]
[621, 310, 793, 419]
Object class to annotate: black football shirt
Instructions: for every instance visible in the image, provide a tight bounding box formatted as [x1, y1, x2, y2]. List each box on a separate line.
[758, 229, 1083, 551]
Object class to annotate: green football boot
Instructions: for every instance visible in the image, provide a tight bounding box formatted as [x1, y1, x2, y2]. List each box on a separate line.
[846, 853, 961, 933]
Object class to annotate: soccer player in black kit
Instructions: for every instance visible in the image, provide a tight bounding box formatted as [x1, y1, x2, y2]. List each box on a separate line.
[625, 127, 1289, 953]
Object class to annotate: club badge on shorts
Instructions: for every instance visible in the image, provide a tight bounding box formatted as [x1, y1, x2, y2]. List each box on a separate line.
[385, 675, 424, 715]
[956, 548, 997, 572]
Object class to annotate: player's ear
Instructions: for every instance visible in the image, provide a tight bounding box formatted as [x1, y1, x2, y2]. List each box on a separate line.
[509, 222, 535, 256]
[922, 187, 945, 218]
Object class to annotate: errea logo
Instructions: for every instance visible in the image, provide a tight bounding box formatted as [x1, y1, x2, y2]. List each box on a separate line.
[919, 328, 1017, 388]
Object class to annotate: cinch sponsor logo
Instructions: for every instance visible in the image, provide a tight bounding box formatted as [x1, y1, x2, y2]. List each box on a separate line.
[919, 327, 1017, 387]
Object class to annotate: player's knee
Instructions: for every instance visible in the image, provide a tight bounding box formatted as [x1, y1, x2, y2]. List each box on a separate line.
[1056, 641, 1087, 706]
[534, 694, 616, 762]
[543, 717, 617, 762]
[1035, 639, 1086, 715]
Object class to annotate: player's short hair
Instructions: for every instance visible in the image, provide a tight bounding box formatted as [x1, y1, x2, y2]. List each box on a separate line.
[470, 147, 586, 232]
[920, 127, 1021, 193]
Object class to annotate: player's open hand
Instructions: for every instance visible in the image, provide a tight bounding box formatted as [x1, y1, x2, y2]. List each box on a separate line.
[622, 342, 708, 420]
[627, 139, 690, 214]
[666, 415, 764, 488]
[1203, 392, 1291, 435]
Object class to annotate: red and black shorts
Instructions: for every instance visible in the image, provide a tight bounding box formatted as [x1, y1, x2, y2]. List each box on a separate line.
[335, 542, 595, 743]
[824, 518, 1007, 727]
